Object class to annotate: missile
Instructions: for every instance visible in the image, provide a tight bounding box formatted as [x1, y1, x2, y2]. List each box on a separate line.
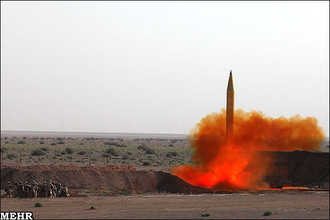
[226, 70, 234, 141]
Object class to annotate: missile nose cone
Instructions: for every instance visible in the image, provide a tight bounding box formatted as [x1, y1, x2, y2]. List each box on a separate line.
[227, 70, 234, 92]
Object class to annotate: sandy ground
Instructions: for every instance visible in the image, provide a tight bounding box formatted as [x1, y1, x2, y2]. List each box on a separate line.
[1, 191, 329, 219]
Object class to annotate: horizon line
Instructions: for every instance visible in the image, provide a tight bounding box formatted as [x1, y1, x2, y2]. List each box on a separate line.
[1, 129, 189, 136]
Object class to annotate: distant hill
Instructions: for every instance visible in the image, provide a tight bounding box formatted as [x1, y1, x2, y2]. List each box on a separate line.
[320, 137, 329, 152]
[1, 130, 188, 139]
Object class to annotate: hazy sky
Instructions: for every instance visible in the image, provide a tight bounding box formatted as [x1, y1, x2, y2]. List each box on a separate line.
[1, 1, 329, 134]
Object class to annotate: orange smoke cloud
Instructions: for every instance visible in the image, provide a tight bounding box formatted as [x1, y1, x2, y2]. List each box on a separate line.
[172, 109, 325, 190]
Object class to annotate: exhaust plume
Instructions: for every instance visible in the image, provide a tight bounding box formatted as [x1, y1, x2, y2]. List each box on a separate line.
[172, 109, 325, 190]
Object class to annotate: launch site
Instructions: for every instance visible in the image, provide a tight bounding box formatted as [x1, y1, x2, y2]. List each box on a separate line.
[1, 1, 329, 219]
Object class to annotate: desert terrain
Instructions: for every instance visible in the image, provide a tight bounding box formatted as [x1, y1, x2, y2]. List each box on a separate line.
[1, 131, 329, 219]
[1, 191, 329, 219]
[0, 131, 191, 171]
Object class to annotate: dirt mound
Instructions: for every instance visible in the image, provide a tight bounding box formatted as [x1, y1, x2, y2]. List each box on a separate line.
[155, 171, 211, 194]
[264, 151, 329, 188]
[1, 165, 211, 195]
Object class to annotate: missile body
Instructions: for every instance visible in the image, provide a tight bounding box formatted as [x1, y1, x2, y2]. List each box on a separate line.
[226, 71, 234, 141]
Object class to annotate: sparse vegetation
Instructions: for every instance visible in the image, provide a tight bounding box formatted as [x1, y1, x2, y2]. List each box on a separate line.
[1, 135, 191, 168]
[40, 147, 48, 152]
[263, 211, 272, 216]
[65, 147, 74, 154]
[104, 142, 122, 147]
[201, 213, 210, 217]
[34, 202, 43, 207]
[166, 151, 178, 158]
[104, 147, 119, 156]
[17, 140, 25, 144]
[137, 145, 155, 154]
[7, 154, 16, 160]
[200, 208, 210, 217]
[31, 149, 46, 156]
[142, 161, 151, 166]
[119, 189, 130, 195]
[122, 154, 129, 160]
[78, 151, 87, 155]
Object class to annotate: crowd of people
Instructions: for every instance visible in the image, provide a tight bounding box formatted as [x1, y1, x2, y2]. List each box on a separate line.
[4, 180, 70, 198]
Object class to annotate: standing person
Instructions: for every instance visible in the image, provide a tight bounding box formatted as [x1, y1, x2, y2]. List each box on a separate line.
[4, 181, 13, 198]
[31, 180, 39, 198]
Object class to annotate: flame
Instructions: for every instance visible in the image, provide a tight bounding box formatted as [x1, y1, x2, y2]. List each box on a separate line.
[172, 109, 325, 190]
